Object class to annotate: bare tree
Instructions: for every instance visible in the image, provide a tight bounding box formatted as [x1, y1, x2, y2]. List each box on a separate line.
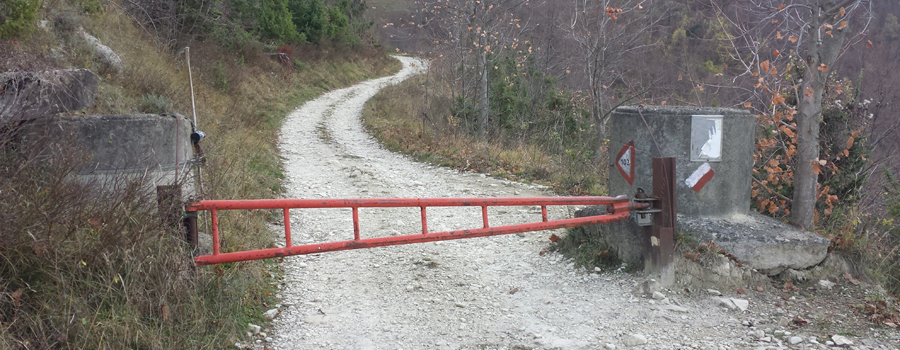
[568, 0, 664, 140]
[716, 0, 872, 229]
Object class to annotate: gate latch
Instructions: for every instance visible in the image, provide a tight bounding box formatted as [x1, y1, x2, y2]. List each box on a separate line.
[633, 188, 660, 227]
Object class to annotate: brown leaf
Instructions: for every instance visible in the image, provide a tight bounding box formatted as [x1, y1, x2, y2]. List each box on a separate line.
[776, 31, 783, 40]
[760, 60, 770, 73]
[839, 21, 848, 30]
[508, 288, 519, 294]
[743, 102, 752, 108]
[885, 322, 898, 328]
[773, 49, 781, 56]
[783, 281, 798, 292]
[866, 40, 873, 48]
[539, 249, 549, 256]
[548, 234, 560, 243]
[778, 4, 786, 10]
[161, 304, 169, 321]
[11, 288, 24, 307]
[792, 316, 808, 326]
[788, 35, 798, 43]
[736, 288, 747, 294]
[818, 64, 828, 72]
[843, 272, 860, 285]
[840, 6, 846, 17]
[756, 285, 765, 292]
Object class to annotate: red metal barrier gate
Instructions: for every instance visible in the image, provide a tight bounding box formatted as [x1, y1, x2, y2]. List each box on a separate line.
[184, 196, 648, 266]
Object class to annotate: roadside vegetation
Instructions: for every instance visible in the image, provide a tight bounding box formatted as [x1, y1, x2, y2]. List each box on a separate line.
[1, 0, 398, 348]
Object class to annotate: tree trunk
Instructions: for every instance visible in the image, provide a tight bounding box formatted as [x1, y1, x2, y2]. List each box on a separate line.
[477, 52, 490, 138]
[790, 0, 851, 229]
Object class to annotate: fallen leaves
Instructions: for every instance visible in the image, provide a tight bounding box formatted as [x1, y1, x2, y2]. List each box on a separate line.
[548, 234, 560, 243]
[783, 281, 800, 293]
[843, 272, 860, 285]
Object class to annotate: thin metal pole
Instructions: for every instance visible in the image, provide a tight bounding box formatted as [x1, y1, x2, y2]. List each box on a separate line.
[185, 47, 198, 127]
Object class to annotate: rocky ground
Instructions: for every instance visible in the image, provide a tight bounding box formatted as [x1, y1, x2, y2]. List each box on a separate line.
[236, 56, 899, 350]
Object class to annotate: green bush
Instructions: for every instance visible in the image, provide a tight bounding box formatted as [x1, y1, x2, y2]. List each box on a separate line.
[288, 0, 327, 43]
[258, 0, 299, 43]
[0, 0, 40, 38]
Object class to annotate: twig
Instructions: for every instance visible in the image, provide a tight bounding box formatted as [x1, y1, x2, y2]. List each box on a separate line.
[753, 177, 793, 203]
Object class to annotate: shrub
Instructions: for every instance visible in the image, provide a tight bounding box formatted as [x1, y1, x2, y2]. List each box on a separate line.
[0, 0, 40, 38]
[258, 0, 299, 43]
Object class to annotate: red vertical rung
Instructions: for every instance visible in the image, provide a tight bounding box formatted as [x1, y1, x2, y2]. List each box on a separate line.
[541, 205, 548, 222]
[420, 206, 428, 234]
[283, 208, 292, 247]
[482, 206, 489, 228]
[352, 206, 360, 240]
[211, 209, 220, 256]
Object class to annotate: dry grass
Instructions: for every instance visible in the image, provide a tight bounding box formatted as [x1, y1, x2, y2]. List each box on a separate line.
[362, 74, 607, 195]
[1, 1, 400, 348]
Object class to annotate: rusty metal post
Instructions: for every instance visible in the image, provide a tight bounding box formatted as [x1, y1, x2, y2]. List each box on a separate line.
[643, 158, 676, 286]
[183, 210, 199, 250]
[157, 185, 183, 228]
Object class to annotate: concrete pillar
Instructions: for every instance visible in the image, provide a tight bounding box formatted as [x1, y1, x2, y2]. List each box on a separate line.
[607, 106, 755, 217]
[576, 106, 755, 267]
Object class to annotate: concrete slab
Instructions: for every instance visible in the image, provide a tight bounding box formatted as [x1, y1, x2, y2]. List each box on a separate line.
[679, 213, 830, 276]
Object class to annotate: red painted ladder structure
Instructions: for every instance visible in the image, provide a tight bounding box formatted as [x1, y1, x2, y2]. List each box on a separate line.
[184, 196, 650, 266]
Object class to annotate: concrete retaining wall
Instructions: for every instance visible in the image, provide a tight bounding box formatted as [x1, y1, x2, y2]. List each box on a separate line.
[17, 114, 195, 196]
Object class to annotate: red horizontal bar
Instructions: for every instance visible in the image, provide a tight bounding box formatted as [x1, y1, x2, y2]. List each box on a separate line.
[193, 209, 633, 266]
[185, 195, 630, 211]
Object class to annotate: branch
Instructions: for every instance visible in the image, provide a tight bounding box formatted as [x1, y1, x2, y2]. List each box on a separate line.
[753, 177, 793, 203]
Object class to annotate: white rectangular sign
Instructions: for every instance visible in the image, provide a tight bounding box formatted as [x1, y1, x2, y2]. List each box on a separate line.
[691, 115, 723, 162]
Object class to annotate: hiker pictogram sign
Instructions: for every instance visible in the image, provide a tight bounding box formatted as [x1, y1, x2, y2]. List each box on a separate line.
[616, 141, 636, 185]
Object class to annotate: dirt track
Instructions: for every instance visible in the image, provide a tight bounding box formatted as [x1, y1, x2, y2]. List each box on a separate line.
[261, 57, 898, 350]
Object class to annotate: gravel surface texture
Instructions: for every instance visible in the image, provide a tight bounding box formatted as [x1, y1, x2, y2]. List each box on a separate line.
[238, 56, 899, 350]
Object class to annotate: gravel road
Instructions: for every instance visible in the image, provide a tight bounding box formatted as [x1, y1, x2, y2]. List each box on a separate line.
[257, 57, 898, 350]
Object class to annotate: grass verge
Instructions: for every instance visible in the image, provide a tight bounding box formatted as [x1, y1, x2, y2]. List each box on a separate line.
[361, 74, 606, 196]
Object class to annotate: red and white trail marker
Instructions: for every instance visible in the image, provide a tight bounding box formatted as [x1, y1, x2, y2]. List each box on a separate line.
[616, 141, 636, 185]
[685, 162, 715, 192]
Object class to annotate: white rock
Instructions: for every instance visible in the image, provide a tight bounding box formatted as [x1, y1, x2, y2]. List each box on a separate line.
[730, 298, 749, 312]
[652, 291, 666, 300]
[750, 330, 765, 339]
[714, 297, 736, 310]
[826, 341, 835, 346]
[818, 279, 835, 289]
[622, 333, 648, 346]
[248, 323, 262, 335]
[707, 289, 722, 296]
[831, 335, 853, 346]
[604, 343, 616, 350]
[264, 308, 279, 320]
[594, 267, 602, 273]
[264, 337, 273, 342]
[662, 304, 688, 313]
[789, 336, 803, 344]
[259, 332, 267, 338]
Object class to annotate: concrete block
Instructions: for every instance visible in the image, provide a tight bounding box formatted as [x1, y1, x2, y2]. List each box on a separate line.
[15, 114, 195, 196]
[680, 213, 830, 276]
[607, 106, 755, 217]
[0, 69, 100, 122]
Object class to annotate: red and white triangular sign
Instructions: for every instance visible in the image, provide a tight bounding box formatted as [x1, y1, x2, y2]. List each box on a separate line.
[616, 141, 636, 185]
[685, 162, 715, 192]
